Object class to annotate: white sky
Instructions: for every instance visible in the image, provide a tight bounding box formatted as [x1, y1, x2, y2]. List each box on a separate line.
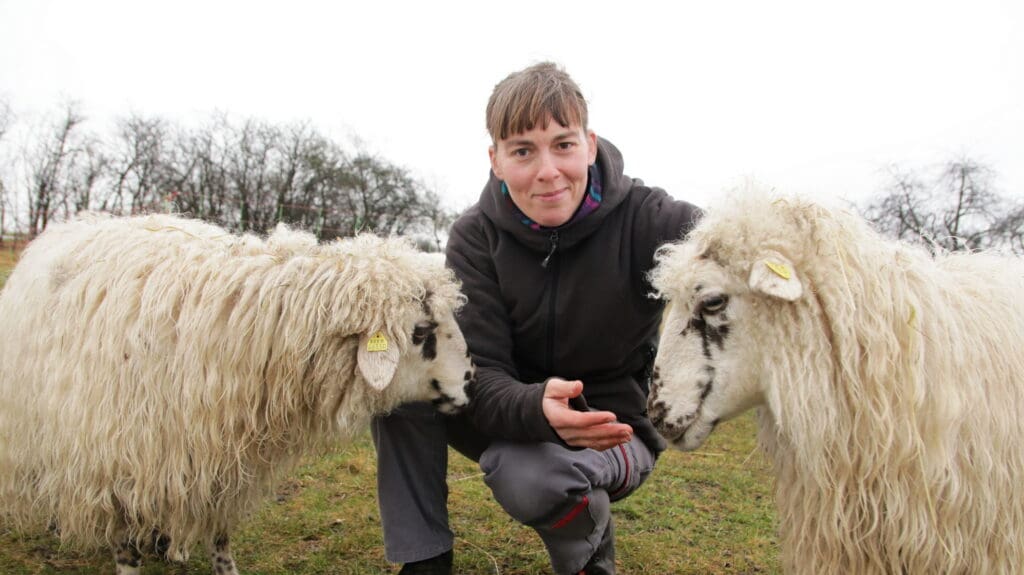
[1, 0, 1021, 213]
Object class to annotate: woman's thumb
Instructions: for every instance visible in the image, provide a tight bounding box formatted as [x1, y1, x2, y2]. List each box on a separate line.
[545, 378, 583, 399]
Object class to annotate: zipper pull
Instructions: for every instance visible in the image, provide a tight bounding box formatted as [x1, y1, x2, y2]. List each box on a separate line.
[541, 230, 559, 268]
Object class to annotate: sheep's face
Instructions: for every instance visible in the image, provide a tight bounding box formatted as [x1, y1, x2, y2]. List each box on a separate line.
[394, 305, 475, 414]
[356, 296, 474, 415]
[648, 243, 802, 451]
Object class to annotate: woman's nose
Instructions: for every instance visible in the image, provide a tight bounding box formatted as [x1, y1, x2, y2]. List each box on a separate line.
[536, 150, 559, 181]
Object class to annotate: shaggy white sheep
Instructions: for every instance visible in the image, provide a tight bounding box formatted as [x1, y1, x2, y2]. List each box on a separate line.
[0, 213, 474, 574]
[647, 193, 1024, 574]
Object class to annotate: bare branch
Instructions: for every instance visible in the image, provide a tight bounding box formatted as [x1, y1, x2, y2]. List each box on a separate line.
[860, 157, 1020, 254]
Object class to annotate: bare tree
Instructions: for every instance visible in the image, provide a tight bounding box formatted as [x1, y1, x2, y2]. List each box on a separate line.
[336, 153, 413, 236]
[0, 98, 12, 245]
[23, 101, 101, 235]
[0, 99, 9, 142]
[415, 188, 458, 252]
[990, 204, 1024, 255]
[5, 105, 459, 250]
[166, 117, 230, 222]
[62, 137, 107, 215]
[165, 114, 286, 233]
[269, 121, 341, 233]
[103, 113, 170, 214]
[327, 150, 451, 243]
[861, 158, 1024, 254]
[225, 117, 278, 232]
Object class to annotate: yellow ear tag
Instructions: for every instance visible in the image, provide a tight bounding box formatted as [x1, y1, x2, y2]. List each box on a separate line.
[765, 261, 791, 280]
[366, 332, 389, 352]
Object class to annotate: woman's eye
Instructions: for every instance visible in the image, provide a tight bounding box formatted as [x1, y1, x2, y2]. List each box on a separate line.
[700, 294, 728, 315]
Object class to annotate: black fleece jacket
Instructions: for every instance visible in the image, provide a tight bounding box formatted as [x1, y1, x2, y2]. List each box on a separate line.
[445, 138, 701, 454]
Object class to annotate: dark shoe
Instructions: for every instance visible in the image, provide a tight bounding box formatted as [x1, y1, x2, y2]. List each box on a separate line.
[398, 549, 453, 575]
[578, 518, 615, 575]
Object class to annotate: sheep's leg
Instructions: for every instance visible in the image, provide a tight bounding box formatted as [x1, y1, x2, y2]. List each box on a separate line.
[113, 539, 142, 575]
[210, 533, 239, 575]
[151, 529, 190, 564]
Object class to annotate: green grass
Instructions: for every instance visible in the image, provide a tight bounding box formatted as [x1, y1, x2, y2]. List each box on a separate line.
[0, 247, 16, 289]
[0, 416, 779, 574]
[0, 254, 780, 573]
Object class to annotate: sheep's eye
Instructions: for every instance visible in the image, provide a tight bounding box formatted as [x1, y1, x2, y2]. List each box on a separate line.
[412, 321, 437, 345]
[699, 294, 728, 315]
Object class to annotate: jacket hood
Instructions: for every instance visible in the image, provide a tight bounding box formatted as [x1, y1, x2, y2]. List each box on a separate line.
[477, 137, 637, 253]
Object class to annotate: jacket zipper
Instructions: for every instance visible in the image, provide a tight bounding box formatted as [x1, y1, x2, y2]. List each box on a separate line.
[543, 230, 559, 375]
[541, 230, 559, 268]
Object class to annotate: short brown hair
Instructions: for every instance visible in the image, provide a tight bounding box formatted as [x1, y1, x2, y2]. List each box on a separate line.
[485, 62, 589, 143]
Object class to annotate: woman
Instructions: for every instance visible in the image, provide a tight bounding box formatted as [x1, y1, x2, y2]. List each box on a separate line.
[372, 61, 701, 575]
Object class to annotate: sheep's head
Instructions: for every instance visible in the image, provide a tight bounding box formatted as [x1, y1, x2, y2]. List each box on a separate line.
[357, 288, 475, 414]
[337, 244, 474, 415]
[311, 237, 475, 422]
[647, 240, 803, 450]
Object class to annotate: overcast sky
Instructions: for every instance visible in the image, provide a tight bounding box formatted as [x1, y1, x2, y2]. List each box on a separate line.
[1, 0, 1021, 213]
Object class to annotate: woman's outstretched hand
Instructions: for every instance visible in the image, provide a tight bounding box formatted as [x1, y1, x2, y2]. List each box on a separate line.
[542, 377, 633, 451]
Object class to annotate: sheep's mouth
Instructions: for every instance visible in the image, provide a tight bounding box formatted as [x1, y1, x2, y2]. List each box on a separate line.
[649, 384, 704, 447]
[433, 398, 463, 414]
[663, 422, 692, 445]
[656, 413, 697, 446]
[649, 363, 720, 445]
[665, 415, 720, 451]
[429, 376, 472, 414]
[650, 391, 713, 450]
[649, 398, 697, 445]
[432, 391, 468, 415]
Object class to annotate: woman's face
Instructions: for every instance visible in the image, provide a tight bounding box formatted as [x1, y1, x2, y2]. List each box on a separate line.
[489, 120, 598, 228]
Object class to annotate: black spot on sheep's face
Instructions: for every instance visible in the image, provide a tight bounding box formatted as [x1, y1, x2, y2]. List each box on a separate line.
[404, 309, 473, 414]
[412, 321, 438, 360]
[687, 293, 730, 359]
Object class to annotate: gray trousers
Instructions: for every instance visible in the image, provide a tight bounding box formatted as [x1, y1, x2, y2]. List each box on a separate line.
[371, 402, 656, 575]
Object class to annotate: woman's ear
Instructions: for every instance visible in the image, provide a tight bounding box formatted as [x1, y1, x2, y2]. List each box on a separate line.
[489, 145, 504, 180]
[586, 130, 598, 165]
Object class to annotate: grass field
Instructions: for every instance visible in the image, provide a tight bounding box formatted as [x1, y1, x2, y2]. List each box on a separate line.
[0, 253, 781, 574]
[0, 246, 17, 289]
[0, 419, 780, 575]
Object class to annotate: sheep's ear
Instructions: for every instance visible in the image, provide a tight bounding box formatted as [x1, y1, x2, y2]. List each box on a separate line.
[749, 253, 802, 301]
[357, 330, 400, 390]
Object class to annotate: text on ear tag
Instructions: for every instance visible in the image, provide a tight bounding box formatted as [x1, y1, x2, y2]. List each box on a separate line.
[765, 261, 792, 280]
[367, 332, 389, 352]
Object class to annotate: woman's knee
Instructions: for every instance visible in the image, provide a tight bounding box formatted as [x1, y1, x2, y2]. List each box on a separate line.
[480, 442, 593, 524]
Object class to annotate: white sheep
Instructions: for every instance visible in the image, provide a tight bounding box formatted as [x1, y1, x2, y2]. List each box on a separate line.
[647, 192, 1024, 574]
[0, 213, 474, 575]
